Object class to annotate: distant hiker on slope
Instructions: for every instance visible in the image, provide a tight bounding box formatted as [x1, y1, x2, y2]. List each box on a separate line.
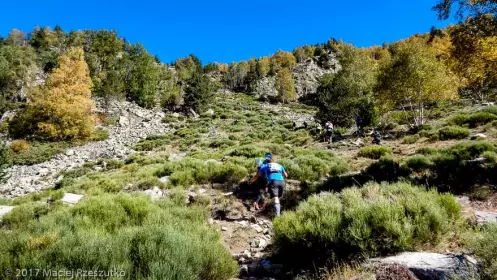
[325, 121, 334, 144]
[251, 153, 288, 217]
[355, 114, 363, 137]
[371, 129, 381, 145]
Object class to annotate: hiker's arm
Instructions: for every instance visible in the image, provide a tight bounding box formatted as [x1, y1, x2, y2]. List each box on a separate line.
[251, 172, 261, 184]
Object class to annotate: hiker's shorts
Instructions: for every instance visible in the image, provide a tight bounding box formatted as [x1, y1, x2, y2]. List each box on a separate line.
[268, 180, 285, 198]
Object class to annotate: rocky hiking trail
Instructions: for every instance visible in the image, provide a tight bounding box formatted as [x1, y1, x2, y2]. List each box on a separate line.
[0, 99, 170, 197]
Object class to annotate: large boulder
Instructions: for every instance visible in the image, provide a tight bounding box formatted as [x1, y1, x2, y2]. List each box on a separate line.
[369, 252, 479, 280]
[292, 57, 340, 98]
[475, 210, 497, 225]
[252, 77, 278, 100]
[251, 56, 341, 100]
[119, 116, 130, 127]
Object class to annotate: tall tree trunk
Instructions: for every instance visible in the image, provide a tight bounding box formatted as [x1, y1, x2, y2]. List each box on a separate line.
[417, 81, 423, 125]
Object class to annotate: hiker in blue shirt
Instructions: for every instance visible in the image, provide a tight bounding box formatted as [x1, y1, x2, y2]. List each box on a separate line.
[251, 153, 288, 217]
[252, 153, 271, 210]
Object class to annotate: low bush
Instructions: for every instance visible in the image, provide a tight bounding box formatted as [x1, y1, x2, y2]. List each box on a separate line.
[437, 126, 470, 140]
[358, 146, 392, 159]
[405, 155, 433, 172]
[417, 142, 497, 192]
[207, 138, 236, 149]
[482, 106, 497, 115]
[334, 127, 347, 136]
[10, 141, 72, 165]
[290, 155, 347, 181]
[9, 139, 30, 153]
[98, 158, 125, 170]
[273, 182, 462, 269]
[365, 158, 411, 182]
[482, 151, 497, 164]
[402, 135, 420, 144]
[447, 113, 468, 126]
[464, 224, 497, 279]
[441, 141, 495, 159]
[419, 129, 437, 139]
[416, 147, 437, 155]
[448, 110, 497, 128]
[90, 128, 110, 141]
[228, 145, 266, 158]
[0, 194, 238, 280]
[466, 112, 497, 128]
[157, 159, 248, 187]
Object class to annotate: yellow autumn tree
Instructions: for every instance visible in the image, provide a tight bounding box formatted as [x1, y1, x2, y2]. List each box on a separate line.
[376, 37, 459, 125]
[275, 68, 296, 103]
[450, 15, 497, 100]
[256, 56, 270, 78]
[10, 47, 95, 140]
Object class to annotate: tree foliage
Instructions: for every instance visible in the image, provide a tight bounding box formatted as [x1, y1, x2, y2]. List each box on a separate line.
[123, 44, 161, 108]
[275, 68, 296, 103]
[450, 15, 497, 100]
[0, 45, 38, 113]
[316, 43, 378, 127]
[9, 47, 96, 140]
[376, 37, 459, 125]
[434, 0, 497, 20]
[183, 72, 214, 113]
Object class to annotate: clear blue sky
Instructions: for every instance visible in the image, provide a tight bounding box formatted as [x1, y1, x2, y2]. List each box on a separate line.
[0, 0, 453, 64]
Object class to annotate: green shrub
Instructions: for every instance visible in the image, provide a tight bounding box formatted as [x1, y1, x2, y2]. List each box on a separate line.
[417, 147, 437, 155]
[229, 145, 266, 158]
[98, 158, 125, 170]
[441, 141, 495, 160]
[207, 138, 236, 149]
[10, 141, 72, 165]
[447, 113, 468, 126]
[419, 129, 437, 139]
[448, 110, 497, 128]
[133, 138, 170, 151]
[273, 182, 462, 269]
[482, 151, 497, 164]
[0, 194, 238, 280]
[90, 128, 110, 141]
[437, 126, 470, 140]
[464, 224, 497, 279]
[175, 128, 199, 139]
[157, 159, 249, 187]
[402, 134, 420, 144]
[358, 146, 392, 159]
[365, 158, 411, 182]
[482, 106, 497, 115]
[466, 112, 497, 128]
[334, 127, 347, 136]
[405, 155, 433, 172]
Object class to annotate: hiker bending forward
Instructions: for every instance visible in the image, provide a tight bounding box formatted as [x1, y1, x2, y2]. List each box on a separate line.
[251, 156, 288, 217]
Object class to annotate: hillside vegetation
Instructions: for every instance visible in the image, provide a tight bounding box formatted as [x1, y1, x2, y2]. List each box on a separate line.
[0, 0, 496, 279]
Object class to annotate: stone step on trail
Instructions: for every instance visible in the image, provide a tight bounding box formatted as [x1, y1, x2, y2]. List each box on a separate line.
[60, 193, 84, 206]
[369, 252, 479, 280]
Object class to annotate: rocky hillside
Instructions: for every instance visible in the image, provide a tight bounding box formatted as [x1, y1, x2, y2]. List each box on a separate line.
[0, 99, 170, 197]
[251, 53, 341, 100]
